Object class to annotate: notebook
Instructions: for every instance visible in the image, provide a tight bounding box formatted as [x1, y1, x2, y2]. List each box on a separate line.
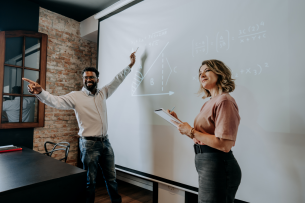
[154, 108, 182, 127]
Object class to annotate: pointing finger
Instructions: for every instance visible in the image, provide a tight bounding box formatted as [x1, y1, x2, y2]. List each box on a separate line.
[22, 78, 35, 84]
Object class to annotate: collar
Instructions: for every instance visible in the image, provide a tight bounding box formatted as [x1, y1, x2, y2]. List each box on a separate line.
[82, 86, 100, 96]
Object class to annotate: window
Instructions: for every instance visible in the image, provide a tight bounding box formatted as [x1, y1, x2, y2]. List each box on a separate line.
[0, 30, 47, 129]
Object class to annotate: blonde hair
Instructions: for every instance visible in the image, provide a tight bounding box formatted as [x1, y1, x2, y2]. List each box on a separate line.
[197, 59, 235, 99]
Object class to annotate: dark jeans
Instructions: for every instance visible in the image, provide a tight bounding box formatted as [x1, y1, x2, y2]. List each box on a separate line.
[79, 137, 121, 203]
[195, 148, 242, 203]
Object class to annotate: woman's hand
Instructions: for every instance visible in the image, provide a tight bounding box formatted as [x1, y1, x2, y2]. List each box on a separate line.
[172, 120, 207, 144]
[193, 138, 205, 145]
[166, 110, 178, 119]
[172, 121, 192, 136]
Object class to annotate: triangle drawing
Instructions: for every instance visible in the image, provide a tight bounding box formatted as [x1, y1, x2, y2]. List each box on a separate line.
[131, 42, 175, 97]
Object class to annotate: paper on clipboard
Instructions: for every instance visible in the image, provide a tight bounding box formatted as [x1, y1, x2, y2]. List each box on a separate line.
[154, 108, 182, 127]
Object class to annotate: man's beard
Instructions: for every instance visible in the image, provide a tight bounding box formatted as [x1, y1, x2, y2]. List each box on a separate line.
[85, 81, 97, 91]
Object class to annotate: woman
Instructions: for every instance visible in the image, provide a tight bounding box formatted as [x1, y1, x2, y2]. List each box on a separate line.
[169, 60, 242, 203]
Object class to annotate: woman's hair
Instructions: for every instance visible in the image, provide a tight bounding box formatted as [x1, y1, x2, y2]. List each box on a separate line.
[197, 59, 235, 99]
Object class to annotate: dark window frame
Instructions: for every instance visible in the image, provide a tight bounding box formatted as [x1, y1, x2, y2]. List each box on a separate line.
[0, 30, 47, 129]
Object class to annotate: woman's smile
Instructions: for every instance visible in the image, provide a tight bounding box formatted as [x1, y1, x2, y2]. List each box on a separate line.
[201, 78, 207, 84]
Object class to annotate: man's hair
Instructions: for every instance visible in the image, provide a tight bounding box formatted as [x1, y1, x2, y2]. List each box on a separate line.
[81, 67, 99, 78]
[12, 86, 21, 94]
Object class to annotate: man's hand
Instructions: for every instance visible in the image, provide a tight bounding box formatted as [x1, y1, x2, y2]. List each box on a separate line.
[22, 78, 42, 94]
[129, 52, 136, 68]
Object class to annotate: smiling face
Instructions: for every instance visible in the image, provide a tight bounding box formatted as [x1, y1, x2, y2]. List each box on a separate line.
[199, 64, 218, 91]
[83, 71, 99, 92]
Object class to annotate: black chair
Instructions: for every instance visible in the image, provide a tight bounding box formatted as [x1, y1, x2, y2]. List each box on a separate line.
[44, 141, 70, 163]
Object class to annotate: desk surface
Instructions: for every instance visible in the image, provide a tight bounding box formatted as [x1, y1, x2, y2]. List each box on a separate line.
[0, 147, 86, 193]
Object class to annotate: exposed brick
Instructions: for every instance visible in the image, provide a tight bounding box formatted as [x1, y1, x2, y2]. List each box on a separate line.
[34, 7, 97, 166]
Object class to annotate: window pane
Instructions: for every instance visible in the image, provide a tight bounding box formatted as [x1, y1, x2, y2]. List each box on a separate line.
[3, 66, 22, 94]
[22, 97, 38, 123]
[5, 37, 23, 66]
[23, 69, 39, 95]
[25, 37, 40, 69]
[2, 96, 21, 123]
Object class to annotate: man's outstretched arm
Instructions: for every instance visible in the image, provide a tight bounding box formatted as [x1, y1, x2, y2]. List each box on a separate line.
[103, 52, 136, 99]
[22, 78, 75, 110]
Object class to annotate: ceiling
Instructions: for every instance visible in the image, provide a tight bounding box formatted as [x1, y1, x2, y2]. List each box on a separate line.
[28, 0, 120, 22]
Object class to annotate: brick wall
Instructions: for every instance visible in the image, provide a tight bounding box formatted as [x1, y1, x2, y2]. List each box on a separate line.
[33, 7, 97, 166]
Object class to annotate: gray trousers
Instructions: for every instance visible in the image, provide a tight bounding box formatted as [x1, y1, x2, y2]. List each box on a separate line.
[195, 150, 242, 203]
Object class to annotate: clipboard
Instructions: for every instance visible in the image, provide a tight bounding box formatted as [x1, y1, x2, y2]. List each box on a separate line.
[154, 108, 182, 127]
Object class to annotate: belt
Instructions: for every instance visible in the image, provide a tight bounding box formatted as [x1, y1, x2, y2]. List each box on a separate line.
[81, 135, 108, 142]
[194, 144, 233, 156]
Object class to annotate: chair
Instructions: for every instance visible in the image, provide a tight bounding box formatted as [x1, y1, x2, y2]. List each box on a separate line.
[44, 141, 70, 163]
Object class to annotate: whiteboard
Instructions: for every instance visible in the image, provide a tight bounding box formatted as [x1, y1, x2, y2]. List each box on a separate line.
[97, 0, 305, 202]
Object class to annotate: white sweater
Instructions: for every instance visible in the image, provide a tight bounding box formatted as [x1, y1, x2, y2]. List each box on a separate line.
[36, 66, 131, 137]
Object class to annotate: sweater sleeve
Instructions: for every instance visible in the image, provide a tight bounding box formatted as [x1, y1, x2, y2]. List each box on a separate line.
[100, 66, 131, 99]
[35, 90, 76, 110]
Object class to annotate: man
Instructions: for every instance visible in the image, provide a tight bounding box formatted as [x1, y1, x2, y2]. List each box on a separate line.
[22, 52, 136, 203]
[2, 86, 35, 122]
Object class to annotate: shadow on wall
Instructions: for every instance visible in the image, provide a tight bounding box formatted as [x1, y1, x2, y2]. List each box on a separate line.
[132, 47, 176, 180]
[137, 48, 156, 174]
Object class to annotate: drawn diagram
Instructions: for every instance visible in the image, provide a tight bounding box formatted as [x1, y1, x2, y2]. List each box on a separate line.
[131, 42, 177, 97]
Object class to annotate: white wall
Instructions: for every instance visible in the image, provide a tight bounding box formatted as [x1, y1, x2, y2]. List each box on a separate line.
[80, 16, 98, 42]
[97, 0, 305, 202]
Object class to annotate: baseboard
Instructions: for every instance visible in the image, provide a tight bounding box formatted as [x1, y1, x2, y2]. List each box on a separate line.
[116, 170, 153, 191]
[116, 170, 249, 203]
[234, 199, 249, 203]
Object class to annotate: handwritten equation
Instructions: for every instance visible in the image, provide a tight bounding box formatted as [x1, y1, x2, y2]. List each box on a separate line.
[131, 29, 168, 47]
[233, 62, 269, 78]
[192, 30, 230, 56]
[191, 21, 267, 56]
[238, 21, 266, 43]
[192, 36, 209, 56]
[148, 40, 160, 47]
[192, 62, 270, 83]
[216, 30, 230, 52]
